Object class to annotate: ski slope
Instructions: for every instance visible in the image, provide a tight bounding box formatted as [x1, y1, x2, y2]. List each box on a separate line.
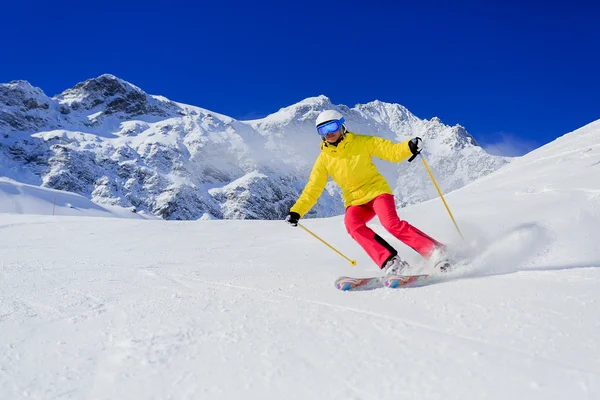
[1, 120, 599, 399]
[0, 177, 151, 219]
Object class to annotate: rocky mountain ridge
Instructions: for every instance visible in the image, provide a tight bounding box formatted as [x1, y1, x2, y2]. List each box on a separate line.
[0, 74, 509, 219]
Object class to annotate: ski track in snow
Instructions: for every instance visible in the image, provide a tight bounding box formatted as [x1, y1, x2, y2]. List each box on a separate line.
[160, 271, 599, 377]
[1, 212, 600, 400]
[0, 210, 599, 399]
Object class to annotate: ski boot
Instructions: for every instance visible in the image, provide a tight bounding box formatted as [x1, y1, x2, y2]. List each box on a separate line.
[383, 256, 412, 276]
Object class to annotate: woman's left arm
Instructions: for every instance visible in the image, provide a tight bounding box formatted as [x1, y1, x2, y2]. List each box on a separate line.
[366, 136, 414, 162]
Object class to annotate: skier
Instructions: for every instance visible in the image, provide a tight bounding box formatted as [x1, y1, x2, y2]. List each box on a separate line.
[285, 110, 447, 276]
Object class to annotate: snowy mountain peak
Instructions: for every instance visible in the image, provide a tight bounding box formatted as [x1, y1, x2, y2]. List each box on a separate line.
[54, 74, 177, 118]
[0, 81, 53, 132]
[451, 124, 479, 148]
[0, 80, 50, 110]
[300, 94, 331, 105]
[56, 74, 145, 104]
[360, 99, 410, 114]
[1, 74, 509, 220]
[352, 99, 417, 129]
[256, 95, 335, 125]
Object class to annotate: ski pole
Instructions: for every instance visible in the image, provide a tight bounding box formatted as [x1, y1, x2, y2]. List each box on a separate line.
[419, 154, 464, 239]
[297, 223, 357, 266]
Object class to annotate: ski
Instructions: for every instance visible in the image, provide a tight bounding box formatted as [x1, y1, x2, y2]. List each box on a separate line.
[383, 274, 430, 288]
[335, 276, 385, 291]
[335, 274, 431, 291]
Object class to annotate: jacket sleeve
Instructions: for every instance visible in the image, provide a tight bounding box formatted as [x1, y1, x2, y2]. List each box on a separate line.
[290, 154, 328, 218]
[365, 136, 414, 162]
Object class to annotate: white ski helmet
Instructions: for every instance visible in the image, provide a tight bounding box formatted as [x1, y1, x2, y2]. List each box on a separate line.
[315, 109, 345, 128]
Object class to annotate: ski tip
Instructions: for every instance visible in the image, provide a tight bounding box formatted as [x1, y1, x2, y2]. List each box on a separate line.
[335, 277, 356, 291]
[337, 282, 353, 291]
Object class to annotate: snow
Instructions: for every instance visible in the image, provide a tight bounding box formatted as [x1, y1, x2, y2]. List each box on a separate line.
[1, 115, 600, 398]
[87, 111, 104, 121]
[0, 177, 149, 219]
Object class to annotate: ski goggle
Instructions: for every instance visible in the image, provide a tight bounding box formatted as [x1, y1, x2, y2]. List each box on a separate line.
[316, 117, 345, 137]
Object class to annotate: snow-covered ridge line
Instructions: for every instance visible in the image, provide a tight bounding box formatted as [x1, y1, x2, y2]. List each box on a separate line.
[1, 74, 508, 219]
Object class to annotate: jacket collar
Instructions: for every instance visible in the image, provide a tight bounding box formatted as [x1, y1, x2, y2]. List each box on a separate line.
[321, 132, 355, 155]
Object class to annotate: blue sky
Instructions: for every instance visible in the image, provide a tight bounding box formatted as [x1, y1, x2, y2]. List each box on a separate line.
[1, 0, 598, 156]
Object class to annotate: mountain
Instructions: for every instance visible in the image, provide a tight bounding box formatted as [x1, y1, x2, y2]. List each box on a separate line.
[0, 74, 508, 220]
[1, 119, 599, 399]
[249, 95, 507, 207]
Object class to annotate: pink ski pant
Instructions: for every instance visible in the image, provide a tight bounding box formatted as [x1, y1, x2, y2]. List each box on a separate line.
[344, 193, 443, 268]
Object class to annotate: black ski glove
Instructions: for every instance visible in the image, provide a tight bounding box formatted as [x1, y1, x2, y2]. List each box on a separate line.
[285, 211, 300, 227]
[408, 137, 423, 162]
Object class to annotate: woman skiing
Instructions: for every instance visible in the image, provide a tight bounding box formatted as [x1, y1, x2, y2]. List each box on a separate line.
[285, 110, 447, 275]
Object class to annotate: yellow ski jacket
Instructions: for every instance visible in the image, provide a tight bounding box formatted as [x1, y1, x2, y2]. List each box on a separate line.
[291, 132, 414, 217]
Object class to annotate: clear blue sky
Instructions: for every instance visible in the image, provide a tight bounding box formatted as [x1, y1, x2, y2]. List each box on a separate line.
[2, 0, 598, 155]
